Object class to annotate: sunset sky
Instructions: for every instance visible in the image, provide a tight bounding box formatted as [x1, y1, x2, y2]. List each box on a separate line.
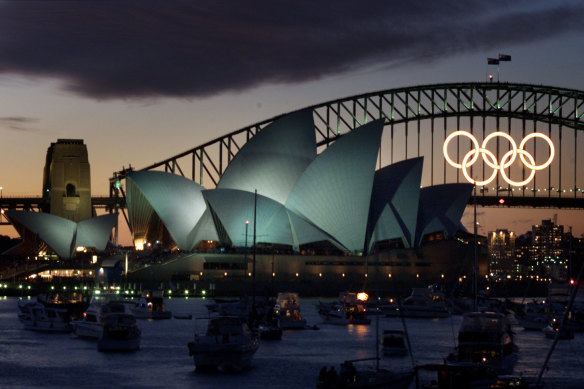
[1, 0, 584, 243]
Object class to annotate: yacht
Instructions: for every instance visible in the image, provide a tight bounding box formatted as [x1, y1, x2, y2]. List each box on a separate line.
[187, 316, 259, 371]
[385, 287, 450, 319]
[132, 290, 172, 319]
[445, 311, 519, 375]
[317, 358, 414, 389]
[318, 293, 371, 325]
[17, 291, 89, 332]
[73, 298, 136, 340]
[97, 312, 141, 352]
[274, 292, 307, 329]
[17, 301, 74, 332]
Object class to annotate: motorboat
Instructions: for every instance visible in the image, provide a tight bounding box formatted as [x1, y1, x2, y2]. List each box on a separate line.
[382, 330, 408, 357]
[97, 312, 141, 352]
[132, 290, 172, 319]
[445, 311, 519, 375]
[385, 287, 450, 319]
[317, 358, 414, 389]
[72, 298, 136, 340]
[17, 301, 74, 332]
[274, 292, 307, 329]
[318, 293, 371, 325]
[187, 316, 259, 371]
[16, 291, 89, 332]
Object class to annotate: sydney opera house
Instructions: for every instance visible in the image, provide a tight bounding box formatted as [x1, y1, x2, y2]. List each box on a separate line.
[5, 112, 481, 292]
[123, 110, 479, 292]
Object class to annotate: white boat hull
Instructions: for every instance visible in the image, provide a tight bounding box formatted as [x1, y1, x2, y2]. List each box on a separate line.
[17, 302, 73, 333]
[19, 317, 72, 332]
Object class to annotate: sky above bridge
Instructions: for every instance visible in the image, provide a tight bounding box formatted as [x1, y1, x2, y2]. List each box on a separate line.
[1, 0, 584, 243]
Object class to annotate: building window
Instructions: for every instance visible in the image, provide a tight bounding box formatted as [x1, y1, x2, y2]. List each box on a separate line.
[66, 183, 76, 197]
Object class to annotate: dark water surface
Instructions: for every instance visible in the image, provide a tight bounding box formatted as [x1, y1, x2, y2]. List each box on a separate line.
[0, 296, 582, 388]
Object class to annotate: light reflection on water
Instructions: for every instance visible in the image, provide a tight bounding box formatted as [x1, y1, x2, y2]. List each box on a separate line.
[0, 296, 582, 388]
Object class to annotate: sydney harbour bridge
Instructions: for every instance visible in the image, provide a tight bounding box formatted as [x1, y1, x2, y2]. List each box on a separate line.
[2, 82, 584, 229]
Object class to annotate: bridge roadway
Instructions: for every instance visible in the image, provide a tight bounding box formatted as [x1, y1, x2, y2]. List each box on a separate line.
[0, 196, 121, 225]
[0, 194, 582, 226]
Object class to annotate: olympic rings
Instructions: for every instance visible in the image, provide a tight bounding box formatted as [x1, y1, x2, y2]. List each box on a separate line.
[443, 131, 555, 187]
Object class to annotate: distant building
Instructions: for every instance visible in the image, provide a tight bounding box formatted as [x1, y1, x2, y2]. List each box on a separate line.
[531, 219, 567, 281]
[42, 139, 92, 222]
[488, 229, 516, 277]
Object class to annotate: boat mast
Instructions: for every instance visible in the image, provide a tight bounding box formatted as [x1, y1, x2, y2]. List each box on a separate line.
[252, 189, 257, 309]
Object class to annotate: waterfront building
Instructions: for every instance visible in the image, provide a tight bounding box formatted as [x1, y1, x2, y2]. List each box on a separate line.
[531, 219, 567, 281]
[488, 229, 516, 277]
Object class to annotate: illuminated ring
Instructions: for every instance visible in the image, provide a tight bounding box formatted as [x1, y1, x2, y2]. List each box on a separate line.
[519, 132, 555, 170]
[461, 147, 497, 186]
[443, 131, 554, 187]
[499, 149, 536, 187]
[443, 131, 480, 169]
[481, 132, 518, 170]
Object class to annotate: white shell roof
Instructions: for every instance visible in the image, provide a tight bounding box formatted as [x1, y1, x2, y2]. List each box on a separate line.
[126, 170, 217, 250]
[415, 183, 474, 245]
[367, 158, 423, 251]
[5, 210, 116, 259]
[203, 188, 333, 249]
[76, 213, 118, 250]
[286, 119, 384, 253]
[217, 109, 316, 205]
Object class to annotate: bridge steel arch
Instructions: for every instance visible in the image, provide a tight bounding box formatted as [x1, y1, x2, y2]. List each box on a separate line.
[110, 82, 584, 220]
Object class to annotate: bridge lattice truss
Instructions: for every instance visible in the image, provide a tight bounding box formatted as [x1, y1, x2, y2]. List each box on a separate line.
[110, 82, 584, 212]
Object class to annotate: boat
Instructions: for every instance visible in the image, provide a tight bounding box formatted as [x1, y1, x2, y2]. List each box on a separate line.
[273, 292, 307, 329]
[132, 290, 172, 319]
[97, 312, 141, 352]
[17, 301, 75, 332]
[318, 293, 371, 325]
[445, 311, 519, 375]
[542, 317, 574, 340]
[317, 358, 414, 388]
[385, 287, 450, 319]
[187, 316, 259, 371]
[414, 363, 542, 389]
[72, 298, 136, 340]
[16, 291, 89, 332]
[257, 319, 283, 340]
[381, 330, 408, 357]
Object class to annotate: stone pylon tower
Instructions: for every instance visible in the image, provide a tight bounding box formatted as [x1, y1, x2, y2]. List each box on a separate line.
[42, 139, 92, 222]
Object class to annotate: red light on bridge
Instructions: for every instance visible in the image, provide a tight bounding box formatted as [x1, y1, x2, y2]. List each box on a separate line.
[498, 198, 505, 205]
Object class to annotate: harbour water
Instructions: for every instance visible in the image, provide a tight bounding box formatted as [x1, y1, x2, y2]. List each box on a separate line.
[1, 296, 582, 389]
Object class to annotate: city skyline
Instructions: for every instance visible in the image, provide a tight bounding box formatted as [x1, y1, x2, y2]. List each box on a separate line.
[1, 1, 584, 244]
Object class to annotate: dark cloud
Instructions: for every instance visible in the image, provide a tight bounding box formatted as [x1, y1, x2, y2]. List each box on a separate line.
[0, 117, 39, 132]
[0, 1, 581, 99]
